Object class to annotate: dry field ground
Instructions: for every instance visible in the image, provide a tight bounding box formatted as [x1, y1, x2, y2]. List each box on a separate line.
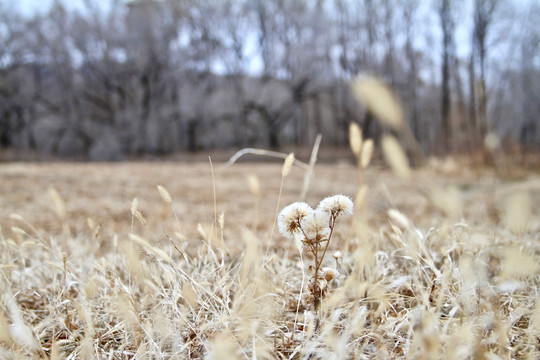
[0, 159, 539, 359]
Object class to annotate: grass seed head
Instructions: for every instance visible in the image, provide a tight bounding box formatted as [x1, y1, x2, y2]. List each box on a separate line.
[218, 212, 225, 230]
[361, 139, 374, 169]
[11, 226, 26, 236]
[349, 122, 363, 157]
[8, 214, 24, 221]
[48, 187, 66, 219]
[387, 209, 411, 230]
[157, 185, 172, 204]
[351, 76, 404, 129]
[247, 174, 260, 197]
[282, 152, 295, 178]
[130, 198, 146, 225]
[381, 135, 411, 179]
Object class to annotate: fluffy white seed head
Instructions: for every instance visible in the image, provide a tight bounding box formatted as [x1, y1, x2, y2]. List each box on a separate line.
[322, 267, 340, 281]
[278, 202, 313, 239]
[301, 209, 331, 240]
[317, 195, 354, 217]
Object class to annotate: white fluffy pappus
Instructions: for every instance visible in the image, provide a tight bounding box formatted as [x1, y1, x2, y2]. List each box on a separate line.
[300, 209, 331, 240]
[277, 202, 314, 239]
[317, 194, 354, 217]
[321, 267, 340, 281]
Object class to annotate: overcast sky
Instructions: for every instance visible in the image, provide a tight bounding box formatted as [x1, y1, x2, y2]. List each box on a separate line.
[12, 0, 529, 77]
[16, 0, 107, 15]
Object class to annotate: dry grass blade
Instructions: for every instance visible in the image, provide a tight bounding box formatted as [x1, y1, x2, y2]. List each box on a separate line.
[223, 148, 308, 170]
[129, 233, 173, 263]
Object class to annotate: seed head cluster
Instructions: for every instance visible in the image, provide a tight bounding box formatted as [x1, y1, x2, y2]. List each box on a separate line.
[278, 195, 353, 241]
[278, 195, 353, 311]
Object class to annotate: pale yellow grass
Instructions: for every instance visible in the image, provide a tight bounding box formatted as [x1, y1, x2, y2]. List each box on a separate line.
[0, 161, 539, 359]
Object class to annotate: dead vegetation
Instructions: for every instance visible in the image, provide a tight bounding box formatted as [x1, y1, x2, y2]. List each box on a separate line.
[0, 155, 539, 359]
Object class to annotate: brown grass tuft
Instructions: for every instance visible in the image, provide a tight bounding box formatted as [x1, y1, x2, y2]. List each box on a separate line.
[0, 161, 539, 359]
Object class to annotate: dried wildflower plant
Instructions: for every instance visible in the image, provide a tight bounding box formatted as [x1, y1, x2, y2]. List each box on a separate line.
[278, 195, 353, 313]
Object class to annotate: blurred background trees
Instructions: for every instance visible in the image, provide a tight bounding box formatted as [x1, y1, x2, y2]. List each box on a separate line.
[0, 0, 538, 160]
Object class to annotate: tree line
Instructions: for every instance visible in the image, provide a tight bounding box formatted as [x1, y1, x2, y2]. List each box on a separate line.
[0, 0, 538, 160]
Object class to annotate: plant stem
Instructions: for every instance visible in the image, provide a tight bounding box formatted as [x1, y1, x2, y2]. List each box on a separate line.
[311, 214, 336, 311]
[313, 230, 320, 311]
[316, 214, 336, 275]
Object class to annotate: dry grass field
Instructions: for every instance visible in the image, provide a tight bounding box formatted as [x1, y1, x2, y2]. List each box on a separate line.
[0, 158, 539, 359]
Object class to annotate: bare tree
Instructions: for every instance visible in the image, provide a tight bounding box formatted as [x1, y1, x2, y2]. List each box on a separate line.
[402, 0, 421, 143]
[438, 0, 456, 153]
[0, 0, 538, 160]
[471, 0, 500, 146]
